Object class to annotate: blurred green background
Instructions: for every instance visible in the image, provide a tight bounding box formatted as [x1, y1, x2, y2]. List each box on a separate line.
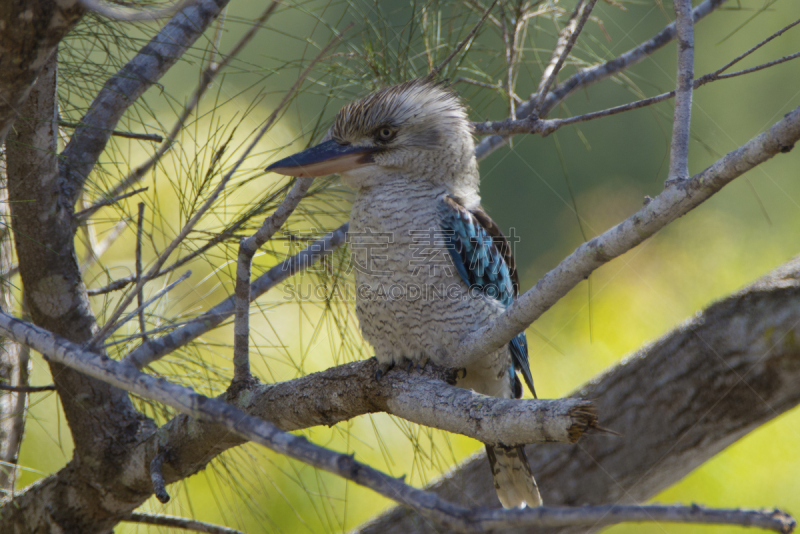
[10, 0, 800, 532]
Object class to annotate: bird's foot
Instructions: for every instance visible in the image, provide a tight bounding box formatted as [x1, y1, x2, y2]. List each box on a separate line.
[375, 360, 394, 380]
[415, 355, 429, 373]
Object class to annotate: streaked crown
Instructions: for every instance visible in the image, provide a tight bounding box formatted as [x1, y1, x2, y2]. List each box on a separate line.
[330, 79, 472, 149]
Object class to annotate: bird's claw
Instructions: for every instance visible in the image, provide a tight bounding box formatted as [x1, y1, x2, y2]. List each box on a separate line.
[375, 361, 394, 381]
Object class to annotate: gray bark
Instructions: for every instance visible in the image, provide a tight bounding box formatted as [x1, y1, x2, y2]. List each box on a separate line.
[0, 0, 84, 144]
[359, 257, 800, 533]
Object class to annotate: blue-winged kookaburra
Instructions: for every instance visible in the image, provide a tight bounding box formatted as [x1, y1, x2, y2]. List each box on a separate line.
[266, 79, 541, 508]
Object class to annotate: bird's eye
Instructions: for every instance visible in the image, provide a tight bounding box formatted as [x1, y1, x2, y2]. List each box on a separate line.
[376, 127, 395, 142]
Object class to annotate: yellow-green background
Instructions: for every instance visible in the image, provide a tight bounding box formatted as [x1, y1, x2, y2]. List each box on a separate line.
[11, 0, 800, 532]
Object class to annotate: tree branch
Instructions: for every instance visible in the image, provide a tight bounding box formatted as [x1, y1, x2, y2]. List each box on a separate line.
[474, 0, 727, 160]
[360, 256, 800, 533]
[124, 223, 349, 370]
[457, 104, 800, 369]
[90, 1, 278, 209]
[59, 0, 229, 206]
[473, 47, 800, 138]
[92, 29, 343, 351]
[124, 513, 245, 534]
[234, 177, 313, 383]
[0, 311, 791, 532]
[0, 0, 84, 144]
[668, 0, 695, 182]
[532, 0, 597, 114]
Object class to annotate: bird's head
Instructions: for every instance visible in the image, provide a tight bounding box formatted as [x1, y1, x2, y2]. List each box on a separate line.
[266, 80, 478, 195]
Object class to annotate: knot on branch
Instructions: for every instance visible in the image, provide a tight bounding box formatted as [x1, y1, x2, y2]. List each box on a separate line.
[567, 402, 600, 443]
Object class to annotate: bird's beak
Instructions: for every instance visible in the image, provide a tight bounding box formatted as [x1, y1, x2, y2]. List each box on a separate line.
[265, 139, 377, 177]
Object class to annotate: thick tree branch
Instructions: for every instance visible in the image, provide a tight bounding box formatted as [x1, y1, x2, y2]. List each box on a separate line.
[5, 52, 156, 533]
[0, 311, 792, 532]
[457, 104, 800, 369]
[360, 256, 800, 533]
[6, 54, 148, 459]
[0, 0, 84, 144]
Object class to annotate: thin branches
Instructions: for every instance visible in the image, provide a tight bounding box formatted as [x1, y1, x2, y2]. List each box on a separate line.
[427, 0, 498, 79]
[473, 0, 728, 160]
[0, 384, 55, 393]
[472, 16, 800, 139]
[58, 121, 163, 142]
[60, 0, 230, 206]
[124, 513, 244, 534]
[135, 203, 147, 342]
[93, 271, 192, 346]
[232, 178, 312, 383]
[533, 0, 598, 114]
[460, 105, 800, 366]
[91, 1, 279, 209]
[668, 0, 695, 182]
[123, 223, 349, 370]
[75, 187, 148, 221]
[88, 11, 341, 350]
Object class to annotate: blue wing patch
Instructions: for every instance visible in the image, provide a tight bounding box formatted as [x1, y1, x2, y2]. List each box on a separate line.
[438, 196, 535, 398]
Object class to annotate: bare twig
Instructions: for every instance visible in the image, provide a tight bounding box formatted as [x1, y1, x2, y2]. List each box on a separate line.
[149, 451, 170, 503]
[474, 0, 727, 160]
[79, 0, 197, 21]
[427, 0, 498, 79]
[125, 512, 244, 534]
[668, 0, 695, 182]
[473, 49, 800, 137]
[124, 223, 349, 369]
[533, 0, 598, 114]
[709, 18, 800, 78]
[88, 277, 135, 296]
[458, 105, 800, 367]
[75, 187, 148, 221]
[232, 178, 312, 383]
[0, 312, 793, 533]
[58, 121, 163, 142]
[93, 270, 191, 346]
[92, 1, 279, 208]
[135, 203, 147, 341]
[714, 51, 800, 81]
[80, 220, 128, 273]
[0, 384, 54, 393]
